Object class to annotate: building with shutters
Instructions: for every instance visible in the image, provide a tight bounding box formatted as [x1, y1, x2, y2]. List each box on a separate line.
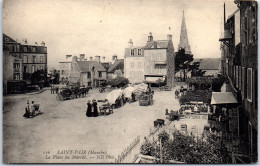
[124, 39, 145, 83]
[3, 34, 25, 94]
[143, 33, 175, 87]
[219, 1, 257, 162]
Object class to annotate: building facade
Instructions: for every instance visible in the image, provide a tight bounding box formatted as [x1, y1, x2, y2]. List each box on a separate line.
[124, 39, 145, 83]
[143, 33, 175, 87]
[3, 34, 24, 94]
[220, 1, 258, 162]
[21, 41, 47, 74]
[70, 56, 107, 87]
[107, 59, 124, 79]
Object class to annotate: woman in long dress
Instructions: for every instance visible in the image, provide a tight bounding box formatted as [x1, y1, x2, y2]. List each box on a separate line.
[92, 99, 99, 117]
[86, 100, 92, 117]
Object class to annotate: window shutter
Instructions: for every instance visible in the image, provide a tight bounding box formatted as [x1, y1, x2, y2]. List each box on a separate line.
[247, 68, 252, 102]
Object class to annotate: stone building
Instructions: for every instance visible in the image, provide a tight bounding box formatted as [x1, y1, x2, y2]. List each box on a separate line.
[21, 40, 47, 74]
[143, 33, 175, 87]
[107, 58, 124, 80]
[59, 55, 72, 84]
[219, 1, 258, 162]
[3, 34, 25, 94]
[70, 56, 107, 87]
[124, 39, 145, 83]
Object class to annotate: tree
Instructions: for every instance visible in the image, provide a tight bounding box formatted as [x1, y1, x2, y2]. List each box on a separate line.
[175, 48, 194, 81]
[190, 62, 206, 77]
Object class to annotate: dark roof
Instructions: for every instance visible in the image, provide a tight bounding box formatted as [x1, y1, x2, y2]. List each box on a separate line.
[194, 58, 220, 70]
[77, 61, 106, 72]
[107, 59, 124, 73]
[3, 34, 17, 43]
[101, 62, 110, 71]
[144, 40, 169, 49]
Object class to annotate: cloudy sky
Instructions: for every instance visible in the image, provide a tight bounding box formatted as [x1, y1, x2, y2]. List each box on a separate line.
[3, 0, 237, 69]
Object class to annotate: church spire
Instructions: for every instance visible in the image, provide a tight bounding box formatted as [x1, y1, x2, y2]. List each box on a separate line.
[178, 10, 192, 54]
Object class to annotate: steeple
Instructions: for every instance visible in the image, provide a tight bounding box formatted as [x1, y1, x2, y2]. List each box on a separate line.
[178, 10, 192, 54]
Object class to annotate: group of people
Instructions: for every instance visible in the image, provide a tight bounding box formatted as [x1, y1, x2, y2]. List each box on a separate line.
[86, 99, 99, 117]
[50, 84, 59, 94]
[23, 100, 38, 118]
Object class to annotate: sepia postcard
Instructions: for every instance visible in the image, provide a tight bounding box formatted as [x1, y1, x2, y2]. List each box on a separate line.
[2, 0, 258, 164]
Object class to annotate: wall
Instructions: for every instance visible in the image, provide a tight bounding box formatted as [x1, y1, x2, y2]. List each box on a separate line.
[59, 62, 71, 81]
[70, 59, 81, 84]
[124, 57, 144, 83]
[166, 40, 175, 87]
[144, 49, 167, 76]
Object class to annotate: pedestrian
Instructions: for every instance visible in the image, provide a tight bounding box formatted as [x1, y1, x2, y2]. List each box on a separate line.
[131, 92, 135, 102]
[30, 101, 35, 116]
[92, 99, 99, 117]
[56, 87, 59, 94]
[50, 84, 53, 94]
[23, 100, 31, 118]
[86, 100, 92, 117]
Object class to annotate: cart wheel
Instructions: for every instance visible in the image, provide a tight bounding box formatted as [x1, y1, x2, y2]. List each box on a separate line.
[56, 94, 61, 101]
[70, 95, 76, 99]
[60, 95, 64, 101]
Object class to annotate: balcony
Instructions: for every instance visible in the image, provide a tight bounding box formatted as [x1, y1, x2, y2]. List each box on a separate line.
[154, 61, 166, 65]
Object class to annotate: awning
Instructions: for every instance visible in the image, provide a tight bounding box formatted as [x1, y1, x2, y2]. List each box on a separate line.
[145, 77, 165, 83]
[211, 92, 238, 105]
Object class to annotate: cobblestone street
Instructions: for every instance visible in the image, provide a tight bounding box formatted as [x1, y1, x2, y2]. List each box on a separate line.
[3, 87, 180, 163]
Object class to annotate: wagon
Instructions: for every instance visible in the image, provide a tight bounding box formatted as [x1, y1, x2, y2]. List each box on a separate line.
[139, 92, 153, 106]
[56, 88, 76, 101]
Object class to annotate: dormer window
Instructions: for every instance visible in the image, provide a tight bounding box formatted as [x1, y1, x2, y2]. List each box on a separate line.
[32, 47, 36, 52]
[23, 47, 28, 52]
[138, 49, 141, 55]
[130, 49, 135, 56]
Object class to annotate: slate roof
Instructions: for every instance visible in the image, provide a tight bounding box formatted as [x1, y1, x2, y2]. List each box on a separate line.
[194, 58, 220, 70]
[77, 61, 107, 72]
[107, 59, 124, 73]
[3, 34, 17, 43]
[144, 40, 169, 49]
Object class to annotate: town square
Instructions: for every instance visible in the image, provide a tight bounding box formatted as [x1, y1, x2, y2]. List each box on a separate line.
[2, 0, 258, 164]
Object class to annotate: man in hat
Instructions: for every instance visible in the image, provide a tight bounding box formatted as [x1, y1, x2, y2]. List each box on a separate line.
[23, 100, 31, 118]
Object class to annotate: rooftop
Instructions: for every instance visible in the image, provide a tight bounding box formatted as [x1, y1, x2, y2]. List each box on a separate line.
[77, 61, 107, 72]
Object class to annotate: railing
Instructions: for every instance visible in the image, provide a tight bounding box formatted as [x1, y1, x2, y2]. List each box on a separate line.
[114, 135, 140, 163]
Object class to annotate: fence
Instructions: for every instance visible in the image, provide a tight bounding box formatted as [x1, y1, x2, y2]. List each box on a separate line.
[114, 135, 140, 163]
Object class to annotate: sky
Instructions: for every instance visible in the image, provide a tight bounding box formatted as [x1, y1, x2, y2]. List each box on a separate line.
[3, 0, 238, 69]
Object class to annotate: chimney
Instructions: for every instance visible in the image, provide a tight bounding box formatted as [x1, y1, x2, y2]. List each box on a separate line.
[25, 39, 27, 44]
[95, 55, 101, 63]
[89, 56, 93, 61]
[80, 54, 85, 61]
[102, 56, 106, 61]
[66, 55, 72, 60]
[41, 41, 45, 46]
[148, 32, 153, 42]
[72, 56, 78, 62]
[167, 34, 172, 41]
[35, 42, 38, 45]
[85, 58, 88, 61]
[128, 39, 133, 47]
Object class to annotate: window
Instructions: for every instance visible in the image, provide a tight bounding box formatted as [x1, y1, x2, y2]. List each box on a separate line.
[131, 62, 135, 69]
[131, 49, 135, 56]
[23, 47, 28, 52]
[138, 72, 142, 80]
[13, 45, 17, 52]
[61, 70, 64, 75]
[99, 72, 102, 78]
[40, 56, 43, 62]
[138, 61, 142, 69]
[242, 67, 246, 99]
[239, 66, 242, 90]
[138, 49, 141, 55]
[236, 66, 239, 88]
[32, 56, 36, 63]
[87, 72, 91, 79]
[158, 53, 162, 60]
[14, 63, 20, 69]
[32, 65, 36, 73]
[158, 65, 161, 74]
[23, 56, 28, 63]
[32, 47, 36, 52]
[247, 68, 252, 102]
[14, 73, 20, 80]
